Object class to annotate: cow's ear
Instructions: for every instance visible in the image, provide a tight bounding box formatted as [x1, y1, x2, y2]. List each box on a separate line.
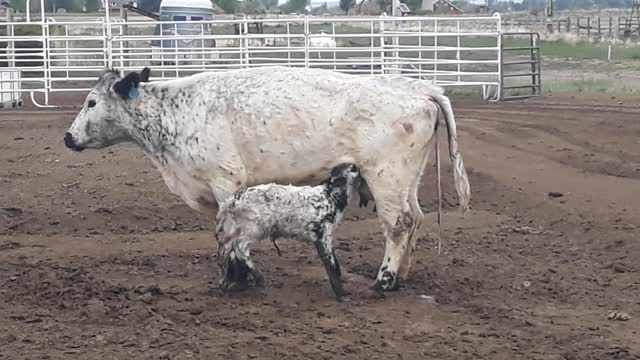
[140, 67, 151, 82]
[113, 72, 141, 100]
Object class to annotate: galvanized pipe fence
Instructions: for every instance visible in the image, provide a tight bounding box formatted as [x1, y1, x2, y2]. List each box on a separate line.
[0, 10, 540, 107]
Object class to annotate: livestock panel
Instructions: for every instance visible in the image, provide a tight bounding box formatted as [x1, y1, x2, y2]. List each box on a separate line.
[0, 13, 510, 106]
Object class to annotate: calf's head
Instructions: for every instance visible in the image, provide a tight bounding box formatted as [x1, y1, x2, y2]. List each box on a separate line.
[64, 67, 150, 151]
[325, 163, 363, 210]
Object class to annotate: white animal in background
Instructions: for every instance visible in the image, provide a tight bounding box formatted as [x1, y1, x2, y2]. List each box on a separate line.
[309, 31, 337, 58]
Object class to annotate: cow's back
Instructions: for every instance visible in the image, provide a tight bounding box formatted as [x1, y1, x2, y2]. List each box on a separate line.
[198, 67, 440, 185]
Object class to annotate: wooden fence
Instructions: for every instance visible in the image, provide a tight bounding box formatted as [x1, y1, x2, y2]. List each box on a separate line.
[504, 15, 640, 38]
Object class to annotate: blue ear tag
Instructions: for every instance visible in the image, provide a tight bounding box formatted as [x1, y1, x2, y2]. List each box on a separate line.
[129, 87, 140, 99]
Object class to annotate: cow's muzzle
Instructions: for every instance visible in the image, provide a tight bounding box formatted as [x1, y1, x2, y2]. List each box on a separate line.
[64, 132, 85, 152]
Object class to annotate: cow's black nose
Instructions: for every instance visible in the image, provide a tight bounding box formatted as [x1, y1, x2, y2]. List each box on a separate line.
[64, 132, 75, 149]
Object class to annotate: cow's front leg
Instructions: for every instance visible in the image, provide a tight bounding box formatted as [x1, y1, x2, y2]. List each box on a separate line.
[220, 250, 251, 291]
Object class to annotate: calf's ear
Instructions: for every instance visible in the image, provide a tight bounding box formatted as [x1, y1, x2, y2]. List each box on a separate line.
[113, 72, 141, 100]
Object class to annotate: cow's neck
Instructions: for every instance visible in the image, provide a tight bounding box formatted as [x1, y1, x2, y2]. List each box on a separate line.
[122, 84, 188, 162]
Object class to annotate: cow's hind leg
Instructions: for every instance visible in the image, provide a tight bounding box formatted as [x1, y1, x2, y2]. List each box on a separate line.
[398, 139, 432, 279]
[365, 171, 420, 292]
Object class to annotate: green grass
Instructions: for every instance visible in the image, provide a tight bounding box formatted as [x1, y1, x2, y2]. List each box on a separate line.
[540, 40, 640, 61]
[544, 78, 640, 94]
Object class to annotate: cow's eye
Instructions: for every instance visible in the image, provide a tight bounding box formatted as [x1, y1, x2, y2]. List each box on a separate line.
[87, 100, 96, 108]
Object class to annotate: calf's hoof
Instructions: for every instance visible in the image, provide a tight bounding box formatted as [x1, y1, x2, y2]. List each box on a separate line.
[221, 279, 250, 292]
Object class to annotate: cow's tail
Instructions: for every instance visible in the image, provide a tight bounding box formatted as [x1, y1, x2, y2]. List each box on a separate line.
[430, 91, 471, 214]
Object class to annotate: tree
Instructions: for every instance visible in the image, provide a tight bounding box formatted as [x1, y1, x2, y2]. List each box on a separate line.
[262, 0, 279, 10]
[138, 0, 161, 12]
[239, 0, 263, 13]
[403, 0, 421, 10]
[280, 0, 306, 13]
[340, 0, 354, 13]
[215, 0, 239, 13]
[84, 0, 101, 12]
[377, 0, 391, 13]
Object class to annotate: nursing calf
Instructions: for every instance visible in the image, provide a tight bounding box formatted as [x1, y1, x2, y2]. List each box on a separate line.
[216, 164, 362, 300]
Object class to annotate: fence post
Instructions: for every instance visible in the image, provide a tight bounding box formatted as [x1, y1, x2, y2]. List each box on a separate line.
[6, 7, 14, 69]
[598, 16, 601, 36]
[609, 15, 612, 37]
[120, 6, 128, 69]
[587, 16, 591, 37]
[567, 16, 571, 32]
[577, 17, 580, 36]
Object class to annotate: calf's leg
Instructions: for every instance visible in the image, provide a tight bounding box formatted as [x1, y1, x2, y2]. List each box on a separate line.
[310, 223, 346, 300]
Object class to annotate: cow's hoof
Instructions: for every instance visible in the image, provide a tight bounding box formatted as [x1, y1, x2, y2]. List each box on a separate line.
[372, 270, 399, 292]
[220, 256, 251, 292]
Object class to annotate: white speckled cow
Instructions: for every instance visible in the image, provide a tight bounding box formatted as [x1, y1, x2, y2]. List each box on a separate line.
[64, 66, 470, 292]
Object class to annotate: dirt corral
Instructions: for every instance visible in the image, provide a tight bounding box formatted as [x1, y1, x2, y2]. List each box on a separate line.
[1, 94, 639, 360]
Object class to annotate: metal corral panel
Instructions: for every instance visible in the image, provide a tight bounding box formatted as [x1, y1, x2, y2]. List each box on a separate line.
[0, 69, 22, 109]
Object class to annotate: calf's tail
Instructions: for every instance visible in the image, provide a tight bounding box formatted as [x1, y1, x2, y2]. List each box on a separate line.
[430, 91, 471, 213]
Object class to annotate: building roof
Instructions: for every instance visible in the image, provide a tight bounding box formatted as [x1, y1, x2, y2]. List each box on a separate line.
[434, 0, 463, 13]
[160, 0, 214, 10]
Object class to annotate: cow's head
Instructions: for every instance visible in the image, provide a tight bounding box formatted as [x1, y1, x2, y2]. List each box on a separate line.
[64, 67, 151, 151]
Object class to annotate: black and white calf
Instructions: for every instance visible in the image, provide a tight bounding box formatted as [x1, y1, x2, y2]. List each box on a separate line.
[215, 163, 363, 300]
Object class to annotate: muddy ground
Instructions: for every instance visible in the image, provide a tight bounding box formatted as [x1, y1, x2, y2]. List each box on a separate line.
[0, 94, 639, 359]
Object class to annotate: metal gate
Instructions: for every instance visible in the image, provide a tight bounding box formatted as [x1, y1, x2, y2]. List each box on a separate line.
[0, 10, 542, 107]
[499, 32, 542, 101]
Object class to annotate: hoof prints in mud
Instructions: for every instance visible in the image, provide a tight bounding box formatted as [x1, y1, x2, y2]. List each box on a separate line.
[1, 95, 640, 359]
[0, 205, 213, 236]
